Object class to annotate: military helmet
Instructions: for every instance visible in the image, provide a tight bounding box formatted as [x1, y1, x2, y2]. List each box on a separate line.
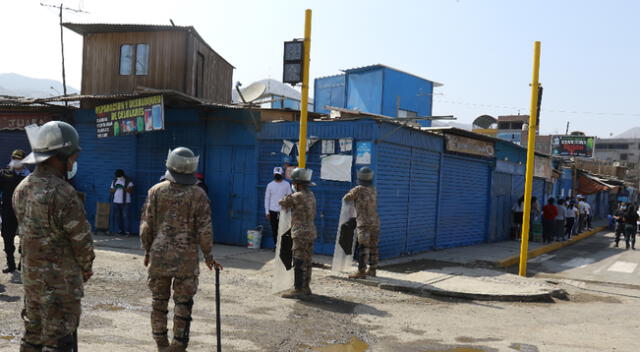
[357, 167, 374, 183]
[164, 147, 199, 185]
[290, 168, 316, 186]
[11, 149, 26, 160]
[22, 121, 81, 164]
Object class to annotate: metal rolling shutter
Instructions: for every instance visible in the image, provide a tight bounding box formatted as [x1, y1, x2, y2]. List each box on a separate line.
[406, 148, 440, 253]
[436, 155, 491, 248]
[376, 142, 412, 258]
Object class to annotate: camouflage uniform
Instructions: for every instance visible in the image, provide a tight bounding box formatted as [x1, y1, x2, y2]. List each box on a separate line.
[12, 164, 95, 351]
[140, 180, 214, 349]
[344, 185, 380, 271]
[279, 188, 316, 290]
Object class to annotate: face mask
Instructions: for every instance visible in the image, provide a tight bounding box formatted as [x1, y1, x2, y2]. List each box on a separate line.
[67, 161, 78, 179]
[274, 174, 283, 181]
[8, 159, 23, 169]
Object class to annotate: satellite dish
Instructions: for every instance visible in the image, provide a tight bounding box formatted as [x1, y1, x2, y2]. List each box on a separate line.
[238, 82, 267, 103]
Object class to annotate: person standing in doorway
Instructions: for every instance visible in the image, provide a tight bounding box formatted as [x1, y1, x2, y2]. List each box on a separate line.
[542, 198, 558, 244]
[0, 149, 29, 273]
[264, 167, 291, 247]
[110, 169, 134, 235]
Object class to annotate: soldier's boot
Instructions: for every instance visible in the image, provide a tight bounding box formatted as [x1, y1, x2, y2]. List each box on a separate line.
[20, 339, 43, 352]
[171, 298, 193, 352]
[366, 267, 377, 277]
[2, 255, 16, 273]
[153, 330, 170, 352]
[348, 269, 367, 279]
[349, 246, 369, 279]
[41, 334, 74, 352]
[302, 261, 312, 295]
[282, 260, 305, 299]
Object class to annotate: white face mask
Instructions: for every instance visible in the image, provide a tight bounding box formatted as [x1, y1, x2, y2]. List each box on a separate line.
[67, 161, 78, 179]
[8, 159, 23, 170]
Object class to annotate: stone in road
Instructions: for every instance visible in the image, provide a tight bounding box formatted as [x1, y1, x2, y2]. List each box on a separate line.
[0, 244, 638, 351]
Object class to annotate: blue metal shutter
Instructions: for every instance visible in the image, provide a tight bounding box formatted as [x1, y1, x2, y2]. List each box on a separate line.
[406, 148, 440, 253]
[436, 155, 491, 248]
[490, 172, 513, 242]
[0, 131, 30, 164]
[376, 142, 412, 258]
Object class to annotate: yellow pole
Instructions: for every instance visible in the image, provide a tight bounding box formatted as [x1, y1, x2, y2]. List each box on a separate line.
[519, 41, 542, 277]
[298, 9, 312, 168]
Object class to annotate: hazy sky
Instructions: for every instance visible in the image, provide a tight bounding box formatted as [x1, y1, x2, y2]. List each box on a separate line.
[2, 0, 639, 137]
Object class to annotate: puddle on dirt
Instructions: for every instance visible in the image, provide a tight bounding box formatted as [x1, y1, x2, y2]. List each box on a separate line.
[312, 337, 369, 352]
[93, 303, 125, 311]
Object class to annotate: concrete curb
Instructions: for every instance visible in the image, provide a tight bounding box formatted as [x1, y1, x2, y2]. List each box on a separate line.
[330, 275, 564, 302]
[497, 226, 607, 268]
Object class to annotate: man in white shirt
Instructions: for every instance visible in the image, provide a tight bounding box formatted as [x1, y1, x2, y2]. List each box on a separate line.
[264, 167, 291, 247]
[110, 169, 134, 235]
[577, 196, 587, 233]
[584, 201, 593, 230]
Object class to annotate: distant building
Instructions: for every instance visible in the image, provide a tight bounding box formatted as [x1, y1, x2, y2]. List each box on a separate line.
[63, 23, 234, 103]
[313, 64, 442, 126]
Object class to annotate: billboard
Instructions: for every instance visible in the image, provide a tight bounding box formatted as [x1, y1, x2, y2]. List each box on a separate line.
[551, 135, 595, 158]
[95, 95, 164, 138]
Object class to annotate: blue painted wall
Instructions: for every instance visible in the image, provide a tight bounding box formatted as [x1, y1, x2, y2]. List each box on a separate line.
[73, 107, 258, 245]
[314, 75, 346, 114]
[346, 69, 384, 115]
[381, 67, 434, 127]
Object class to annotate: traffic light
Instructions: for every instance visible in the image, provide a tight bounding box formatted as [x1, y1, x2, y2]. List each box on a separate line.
[283, 40, 304, 85]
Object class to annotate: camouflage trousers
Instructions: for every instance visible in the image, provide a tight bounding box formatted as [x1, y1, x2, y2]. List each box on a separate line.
[356, 226, 379, 271]
[20, 292, 80, 352]
[148, 275, 198, 348]
[292, 237, 313, 289]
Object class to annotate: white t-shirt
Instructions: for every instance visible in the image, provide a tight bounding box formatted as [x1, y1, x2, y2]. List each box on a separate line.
[584, 202, 591, 215]
[264, 180, 292, 214]
[111, 177, 134, 204]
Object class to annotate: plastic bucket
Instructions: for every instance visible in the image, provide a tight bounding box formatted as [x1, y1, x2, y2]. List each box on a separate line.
[247, 226, 263, 249]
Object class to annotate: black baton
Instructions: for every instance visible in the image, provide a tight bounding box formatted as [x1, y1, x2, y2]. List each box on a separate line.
[215, 267, 221, 352]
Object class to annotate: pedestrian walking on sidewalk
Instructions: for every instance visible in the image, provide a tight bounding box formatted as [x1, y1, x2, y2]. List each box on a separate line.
[623, 204, 638, 250]
[542, 198, 558, 244]
[13, 121, 95, 351]
[555, 199, 567, 241]
[565, 201, 578, 239]
[140, 147, 223, 352]
[264, 167, 291, 247]
[345, 167, 381, 279]
[278, 168, 317, 299]
[613, 202, 627, 247]
[0, 149, 29, 273]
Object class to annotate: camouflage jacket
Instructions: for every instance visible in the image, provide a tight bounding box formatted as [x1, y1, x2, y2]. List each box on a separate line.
[140, 181, 214, 277]
[344, 185, 380, 229]
[12, 164, 95, 300]
[279, 188, 317, 240]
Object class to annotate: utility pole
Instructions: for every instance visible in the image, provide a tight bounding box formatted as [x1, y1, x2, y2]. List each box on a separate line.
[565, 121, 570, 135]
[518, 41, 542, 277]
[40, 2, 88, 106]
[297, 9, 312, 168]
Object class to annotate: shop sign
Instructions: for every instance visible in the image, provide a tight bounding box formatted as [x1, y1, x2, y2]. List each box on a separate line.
[445, 134, 494, 157]
[95, 95, 164, 138]
[0, 113, 55, 130]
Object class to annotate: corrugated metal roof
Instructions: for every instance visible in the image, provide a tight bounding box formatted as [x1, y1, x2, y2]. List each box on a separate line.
[343, 64, 444, 87]
[498, 115, 530, 122]
[62, 22, 234, 68]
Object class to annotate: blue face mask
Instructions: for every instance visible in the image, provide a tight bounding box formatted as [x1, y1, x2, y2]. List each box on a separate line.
[67, 161, 78, 179]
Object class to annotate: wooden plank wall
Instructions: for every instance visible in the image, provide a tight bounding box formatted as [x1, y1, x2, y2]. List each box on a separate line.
[81, 31, 188, 95]
[186, 33, 233, 103]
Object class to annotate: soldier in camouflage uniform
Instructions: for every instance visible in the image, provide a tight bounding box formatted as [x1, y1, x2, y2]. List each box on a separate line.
[345, 167, 380, 279]
[140, 147, 223, 352]
[13, 121, 95, 351]
[279, 168, 317, 299]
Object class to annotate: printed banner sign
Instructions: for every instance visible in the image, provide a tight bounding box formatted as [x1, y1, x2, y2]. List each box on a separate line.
[551, 135, 595, 158]
[95, 95, 164, 138]
[356, 141, 372, 165]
